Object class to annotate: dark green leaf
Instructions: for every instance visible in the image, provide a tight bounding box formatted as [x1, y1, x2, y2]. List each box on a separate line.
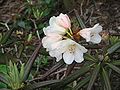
[87, 64, 100, 90]
[102, 68, 111, 90]
[23, 41, 41, 81]
[0, 65, 8, 74]
[23, 80, 60, 90]
[0, 29, 14, 44]
[107, 42, 120, 54]
[17, 21, 26, 28]
[51, 65, 90, 89]
[111, 60, 120, 65]
[107, 63, 120, 74]
[63, 0, 75, 11]
[73, 76, 91, 90]
[31, 60, 65, 81]
[0, 73, 8, 85]
[84, 53, 97, 62]
[74, 9, 86, 29]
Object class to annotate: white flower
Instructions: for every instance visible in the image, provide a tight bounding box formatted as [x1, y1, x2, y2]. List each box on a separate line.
[49, 39, 87, 64]
[42, 33, 63, 51]
[43, 25, 66, 35]
[45, 13, 71, 35]
[79, 23, 102, 44]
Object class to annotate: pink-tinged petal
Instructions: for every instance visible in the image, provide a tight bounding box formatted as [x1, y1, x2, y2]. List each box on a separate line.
[79, 29, 91, 42]
[74, 47, 84, 63]
[63, 51, 74, 64]
[90, 34, 102, 44]
[56, 13, 71, 29]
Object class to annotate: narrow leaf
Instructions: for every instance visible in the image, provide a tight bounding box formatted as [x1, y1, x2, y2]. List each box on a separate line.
[51, 65, 90, 89]
[0, 73, 8, 85]
[107, 63, 120, 74]
[14, 63, 20, 85]
[107, 42, 120, 54]
[84, 53, 97, 62]
[74, 9, 86, 29]
[23, 80, 60, 90]
[112, 60, 120, 65]
[87, 64, 100, 90]
[0, 29, 14, 44]
[36, 60, 64, 81]
[23, 41, 41, 81]
[20, 63, 25, 82]
[73, 76, 91, 90]
[102, 68, 111, 90]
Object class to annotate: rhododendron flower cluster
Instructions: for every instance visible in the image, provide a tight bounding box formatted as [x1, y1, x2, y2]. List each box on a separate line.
[42, 13, 102, 64]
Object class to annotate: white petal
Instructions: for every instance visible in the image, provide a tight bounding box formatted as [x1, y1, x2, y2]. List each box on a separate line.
[51, 39, 70, 50]
[56, 54, 62, 62]
[51, 24, 66, 35]
[91, 23, 102, 33]
[63, 51, 74, 64]
[74, 47, 84, 63]
[42, 37, 49, 48]
[48, 16, 66, 35]
[76, 43, 88, 53]
[79, 29, 91, 42]
[43, 26, 51, 35]
[49, 16, 56, 26]
[49, 49, 62, 62]
[49, 49, 61, 57]
[90, 34, 102, 44]
[42, 35, 62, 50]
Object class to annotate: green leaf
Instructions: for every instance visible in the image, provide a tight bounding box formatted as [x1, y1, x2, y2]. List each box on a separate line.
[87, 64, 100, 90]
[63, 0, 75, 11]
[74, 9, 86, 29]
[111, 60, 120, 65]
[0, 73, 8, 85]
[23, 80, 60, 90]
[23, 42, 41, 81]
[0, 82, 7, 88]
[19, 63, 25, 82]
[0, 29, 14, 44]
[51, 65, 90, 89]
[33, 60, 64, 81]
[17, 21, 26, 28]
[107, 63, 120, 74]
[14, 63, 20, 86]
[102, 68, 111, 90]
[0, 65, 8, 74]
[84, 53, 97, 62]
[73, 76, 91, 90]
[107, 42, 120, 54]
[45, 0, 51, 4]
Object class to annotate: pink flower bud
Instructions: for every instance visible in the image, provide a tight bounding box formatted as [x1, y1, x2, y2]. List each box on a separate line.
[56, 13, 71, 29]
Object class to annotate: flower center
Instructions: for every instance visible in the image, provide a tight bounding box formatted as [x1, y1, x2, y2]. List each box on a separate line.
[68, 44, 76, 53]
